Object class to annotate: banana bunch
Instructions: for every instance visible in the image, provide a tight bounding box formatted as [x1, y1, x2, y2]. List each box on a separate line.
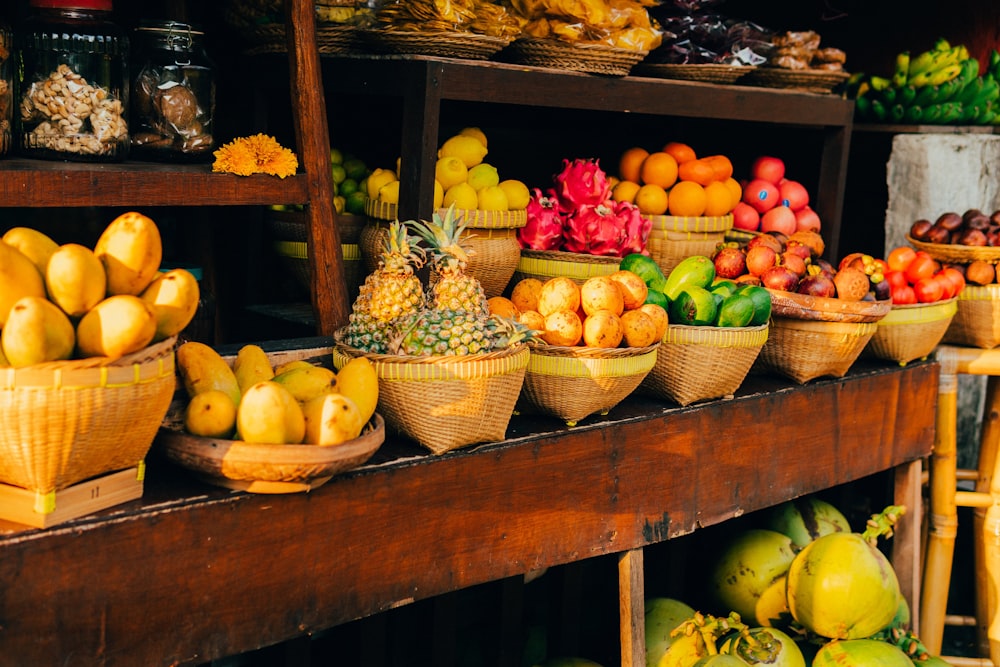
[851, 39, 1000, 125]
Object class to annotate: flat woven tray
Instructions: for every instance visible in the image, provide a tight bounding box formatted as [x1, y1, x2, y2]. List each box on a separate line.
[740, 67, 850, 94]
[633, 63, 756, 85]
[364, 30, 510, 60]
[240, 22, 365, 55]
[767, 289, 892, 323]
[907, 235, 1000, 265]
[501, 38, 647, 76]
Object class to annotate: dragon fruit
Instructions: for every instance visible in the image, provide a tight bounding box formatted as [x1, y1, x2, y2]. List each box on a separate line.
[563, 202, 628, 256]
[518, 187, 565, 251]
[553, 158, 611, 215]
[615, 199, 652, 256]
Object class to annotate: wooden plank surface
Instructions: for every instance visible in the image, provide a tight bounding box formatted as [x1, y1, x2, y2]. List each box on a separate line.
[0, 360, 938, 666]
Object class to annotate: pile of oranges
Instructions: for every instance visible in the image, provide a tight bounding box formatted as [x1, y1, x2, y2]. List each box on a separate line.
[613, 142, 742, 218]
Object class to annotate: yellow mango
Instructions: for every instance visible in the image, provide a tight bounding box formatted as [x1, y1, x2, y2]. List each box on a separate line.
[233, 344, 274, 395]
[272, 359, 314, 375]
[0, 240, 46, 327]
[1, 296, 75, 367]
[335, 356, 378, 424]
[237, 380, 305, 444]
[45, 243, 107, 318]
[2, 226, 59, 276]
[176, 340, 242, 406]
[94, 211, 163, 296]
[75, 295, 157, 360]
[184, 389, 238, 439]
[272, 364, 338, 403]
[140, 268, 200, 342]
[302, 392, 364, 446]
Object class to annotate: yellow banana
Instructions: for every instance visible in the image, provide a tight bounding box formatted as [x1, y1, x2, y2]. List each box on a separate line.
[176, 341, 242, 407]
[302, 393, 364, 446]
[233, 344, 274, 395]
[892, 51, 910, 88]
[927, 62, 963, 87]
[271, 364, 338, 403]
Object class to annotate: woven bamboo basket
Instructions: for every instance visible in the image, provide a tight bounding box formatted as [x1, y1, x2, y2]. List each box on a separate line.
[641, 323, 768, 406]
[333, 331, 529, 455]
[0, 337, 177, 494]
[767, 289, 892, 323]
[363, 29, 510, 60]
[359, 208, 526, 297]
[740, 67, 850, 94]
[512, 249, 621, 287]
[632, 63, 756, 84]
[866, 298, 958, 366]
[645, 213, 734, 278]
[517, 342, 659, 426]
[941, 284, 1000, 349]
[501, 37, 647, 76]
[266, 210, 365, 300]
[754, 318, 878, 384]
[907, 235, 1000, 265]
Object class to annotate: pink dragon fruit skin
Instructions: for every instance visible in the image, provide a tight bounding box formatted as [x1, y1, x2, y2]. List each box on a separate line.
[553, 158, 611, 215]
[615, 199, 652, 256]
[517, 187, 565, 251]
[562, 202, 627, 257]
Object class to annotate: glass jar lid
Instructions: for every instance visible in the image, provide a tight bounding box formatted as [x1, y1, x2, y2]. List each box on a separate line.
[135, 20, 205, 51]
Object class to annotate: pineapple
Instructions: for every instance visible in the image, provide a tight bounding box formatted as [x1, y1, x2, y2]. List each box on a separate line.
[343, 221, 426, 353]
[389, 308, 538, 357]
[408, 207, 490, 319]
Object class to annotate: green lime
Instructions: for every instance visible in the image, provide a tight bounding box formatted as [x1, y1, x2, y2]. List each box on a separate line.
[345, 190, 367, 215]
[331, 163, 347, 185]
[735, 284, 772, 326]
[344, 157, 368, 181]
[329, 147, 344, 165]
[339, 178, 359, 197]
[716, 293, 755, 327]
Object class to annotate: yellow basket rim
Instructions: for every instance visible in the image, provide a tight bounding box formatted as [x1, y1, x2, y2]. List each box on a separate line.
[645, 213, 734, 233]
[663, 323, 769, 347]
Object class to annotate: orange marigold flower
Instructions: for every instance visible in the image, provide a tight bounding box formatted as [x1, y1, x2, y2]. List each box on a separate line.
[212, 134, 299, 178]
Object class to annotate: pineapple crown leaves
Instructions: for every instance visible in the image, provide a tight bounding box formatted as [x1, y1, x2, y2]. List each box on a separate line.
[407, 204, 475, 268]
[381, 220, 427, 273]
[490, 315, 542, 347]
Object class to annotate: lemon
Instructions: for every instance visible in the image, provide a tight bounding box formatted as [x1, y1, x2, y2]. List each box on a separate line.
[434, 179, 444, 209]
[435, 156, 468, 190]
[459, 126, 488, 149]
[438, 134, 488, 168]
[329, 147, 344, 165]
[378, 180, 400, 205]
[331, 163, 347, 185]
[498, 179, 530, 210]
[334, 195, 345, 213]
[477, 185, 509, 211]
[366, 167, 397, 200]
[467, 162, 500, 191]
[443, 182, 478, 210]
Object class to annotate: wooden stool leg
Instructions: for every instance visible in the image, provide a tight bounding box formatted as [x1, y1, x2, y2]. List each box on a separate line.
[974, 377, 1000, 659]
[922, 370, 960, 655]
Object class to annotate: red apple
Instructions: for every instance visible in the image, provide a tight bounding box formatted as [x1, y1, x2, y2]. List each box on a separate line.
[742, 179, 780, 214]
[751, 156, 786, 184]
[794, 206, 822, 233]
[732, 201, 760, 231]
[760, 205, 797, 236]
[778, 179, 809, 211]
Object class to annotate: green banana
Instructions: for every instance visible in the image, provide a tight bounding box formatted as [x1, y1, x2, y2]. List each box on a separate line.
[978, 102, 997, 125]
[940, 102, 964, 123]
[882, 86, 898, 105]
[989, 49, 1000, 80]
[870, 98, 888, 121]
[947, 58, 981, 101]
[934, 76, 965, 103]
[904, 105, 923, 123]
[855, 95, 871, 118]
[956, 76, 986, 106]
[960, 103, 981, 123]
[973, 77, 1000, 107]
[913, 82, 940, 106]
[892, 51, 910, 88]
[922, 103, 944, 123]
[890, 104, 906, 123]
[898, 84, 917, 105]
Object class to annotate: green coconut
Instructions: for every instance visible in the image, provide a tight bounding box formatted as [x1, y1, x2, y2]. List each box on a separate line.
[762, 496, 851, 548]
[645, 597, 697, 667]
[709, 529, 798, 626]
[812, 638, 914, 666]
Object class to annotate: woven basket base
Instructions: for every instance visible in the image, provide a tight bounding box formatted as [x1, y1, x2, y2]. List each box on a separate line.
[517, 344, 659, 426]
[641, 324, 768, 406]
[941, 285, 1000, 349]
[866, 300, 957, 366]
[0, 337, 177, 492]
[333, 338, 529, 455]
[754, 318, 877, 384]
[512, 250, 621, 287]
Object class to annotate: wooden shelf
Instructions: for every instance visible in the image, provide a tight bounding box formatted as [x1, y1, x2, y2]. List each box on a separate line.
[0, 356, 938, 666]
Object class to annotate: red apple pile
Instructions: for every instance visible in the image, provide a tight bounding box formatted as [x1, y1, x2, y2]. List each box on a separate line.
[732, 156, 821, 235]
[883, 245, 966, 304]
[711, 230, 889, 302]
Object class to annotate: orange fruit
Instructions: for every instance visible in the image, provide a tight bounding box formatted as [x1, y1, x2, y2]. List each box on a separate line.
[704, 180, 734, 216]
[634, 183, 669, 215]
[723, 177, 742, 206]
[668, 180, 707, 217]
[677, 158, 716, 187]
[618, 147, 649, 183]
[639, 151, 679, 189]
[612, 180, 641, 204]
[703, 154, 734, 182]
[663, 141, 697, 164]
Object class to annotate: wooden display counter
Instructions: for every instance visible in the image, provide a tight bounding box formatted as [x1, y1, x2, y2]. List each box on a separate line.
[0, 355, 938, 666]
